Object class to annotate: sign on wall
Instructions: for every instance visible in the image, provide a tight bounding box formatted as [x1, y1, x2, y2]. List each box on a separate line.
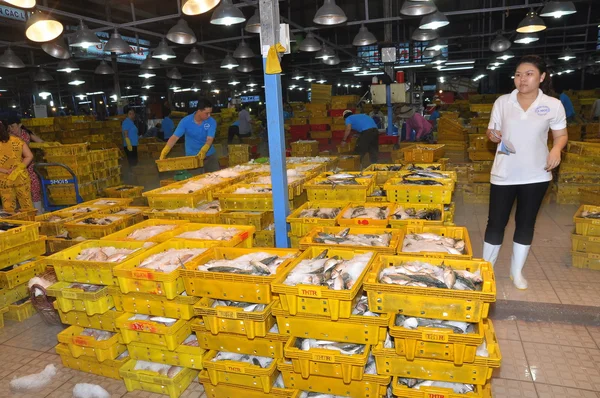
[0, 6, 27, 22]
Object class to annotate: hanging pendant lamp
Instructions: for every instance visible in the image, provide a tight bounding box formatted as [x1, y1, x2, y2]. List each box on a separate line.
[233, 40, 255, 58]
[95, 60, 114, 75]
[141, 53, 161, 69]
[42, 36, 71, 59]
[184, 47, 205, 64]
[57, 59, 79, 73]
[70, 20, 101, 48]
[489, 34, 512, 52]
[313, 0, 347, 25]
[411, 28, 438, 41]
[104, 30, 132, 54]
[167, 19, 197, 45]
[139, 69, 156, 79]
[153, 38, 176, 60]
[352, 25, 377, 46]
[514, 32, 539, 44]
[400, 0, 437, 17]
[299, 32, 322, 52]
[221, 53, 239, 69]
[245, 9, 261, 33]
[237, 59, 254, 72]
[182, 0, 220, 15]
[167, 67, 183, 80]
[0, 48, 25, 68]
[202, 74, 215, 83]
[516, 10, 546, 33]
[5, 0, 36, 8]
[211, 0, 246, 26]
[323, 54, 340, 65]
[419, 11, 449, 30]
[34, 68, 53, 82]
[540, 1, 576, 18]
[25, 10, 63, 43]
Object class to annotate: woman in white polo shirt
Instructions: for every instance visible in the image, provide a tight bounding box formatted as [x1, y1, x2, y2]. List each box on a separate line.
[483, 55, 568, 290]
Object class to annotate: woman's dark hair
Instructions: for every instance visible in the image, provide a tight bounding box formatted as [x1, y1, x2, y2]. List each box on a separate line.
[0, 123, 10, 143]
[516, 55, 554, 94]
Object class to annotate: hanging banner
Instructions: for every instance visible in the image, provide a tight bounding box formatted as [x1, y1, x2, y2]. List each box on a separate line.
[0, 5, 27, 22]
[76, 32, 151, 64]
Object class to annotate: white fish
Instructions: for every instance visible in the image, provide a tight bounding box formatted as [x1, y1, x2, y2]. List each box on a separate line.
[80, 328, 115, 341]
[133, 360, 182, 378]
[197, 252, 292, 276]
[297, 338, 365, 355]
[76, 247, 137, 262]
[211, 300, 266, 312]
[127, 225, 177, 240]
[177, 226, 241, 241]
[212, 352, 274, 368]
[402, 233, 466, 255]
[138, 248, 207, 273]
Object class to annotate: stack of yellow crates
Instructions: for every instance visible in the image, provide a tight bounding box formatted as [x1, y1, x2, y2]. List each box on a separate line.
[572, 205, 600, 271]
[228, 144, 250, 166]
[437, 113, 469, 163]
[290, 140, 319, 157]
[556, 141, 600, 204]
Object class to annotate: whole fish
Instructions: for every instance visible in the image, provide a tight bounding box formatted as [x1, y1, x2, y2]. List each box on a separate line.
[343, 206, 389, 220]
[397, 378, 475, 394]
[133, 360, 182, 378]
[352, 295, 380, 317]
[398, 178, 443, 186]
[68, 283, 103, 292]
[80, 217, 119, 226]
[402, 233, 466, 255]
[581, 211, 600, 219]
[138, 248, 207, 273]
[392, 206, 442, 221]
[76, 247, 137, 262]
[80, 328, 114, 341]
[403, 170, 445, 179]
[0, 222, 19, 232]
[297, 338, 365, 355]
[128, 314, 177, 327]
[198, 252, 292, 275]
[176, 226, 241, 241]
[369, 187, 387, 197]
[127, 225, 177, 241]
[212, 352, 273, 368]
[298, 208, 340, 219]
[379, 261, 482, 291]
[314, 231, 392, 248]
[405, 164, 441, 171]
[211, 300, 266, 312]
[395, 315, 473, 334]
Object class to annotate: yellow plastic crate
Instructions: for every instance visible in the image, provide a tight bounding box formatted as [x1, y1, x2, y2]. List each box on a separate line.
[0, 306, 7, 328]
[0, 209, 37, 221]
[101, 219, 189, 243]
[400, 225, 473, 259]
[337, 202, 395, 227]
[170, 223, 256, 248]
[47, 282, 114, 316]
[203, 350, 279, 393]
[389, 203, 445, 228]
[58, 325, 126, 362]
[271, 247, 376, 321]
[216, 184, 275, 211]
[120, 359, 199, 398]
[0, 257, 46, 289]
[373, 325, 501, 384]
[0, 239, 46, 274]
[278, 361, 390, 398]
[445, 202, 456, 224]
[110, 288, 199, 320]
[392, 377, 492, 398]
[44, 143, 88, 156]
[63, 214, 133, 239]
[391, 317, 488, 365]
[299, 226, 402, 255]
[579, 188, 600, 206]
[194, 297, 277, 339]
[200, 373, 300, 398]
[220, 211, 274, 231]
[364, 255, 495, 322]
[304, 174, 375, 202]
[572, 234, 600, 254]
[572, 251, 600, 270]
[273, 299, 389, 345]
[287, 201, 345, 236]
[385, 178, 455, 204]
[143, 184, 210, 209]
[56, 343, 130, 379]
[397, 170, 458, 183]
[47, 240, 149, 286]
[104, 185, 144, 199]
[113, 240, 209, 299]
[284, 336, 371, 384]
[155, 155, 201, 172]
[36, 208, 101, 236]
[56, 307, 123, 332]
[402, 144, 446, 162]
[291, 141, 319, 154]
[146, 208, 222, 224]
[254, 229, 275, 247]
[46, 237, 80, 254]
[5, 299, 36, 322]
[181, 247, 299, 304]
[116, 313, 191, 351]
[245, 174, 307, 199]
[0, 283, 31, 308]
[574, 205, 600, 237]
[0, 220, 40, 251]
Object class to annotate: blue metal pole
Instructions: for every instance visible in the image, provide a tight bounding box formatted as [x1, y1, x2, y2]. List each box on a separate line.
[386, 84, 393, 136]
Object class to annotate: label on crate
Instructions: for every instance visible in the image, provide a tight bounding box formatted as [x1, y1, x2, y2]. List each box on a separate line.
[225, 364, 246, 373]
[426, 393, 449, 398]
[72, 336, 93, 347]
[239, 232, 249, 241]
[303, 218, 320, 224]
[421, 331, 450, 343]
[128, 321, 158, 333]
[298, 286, 322, 298]
[216, 310, 238, 319]
[355, 219, 370, 226]
[131, 269, 155, 280]
[61, 290, 80, 299]
[311, 353, 336, 362]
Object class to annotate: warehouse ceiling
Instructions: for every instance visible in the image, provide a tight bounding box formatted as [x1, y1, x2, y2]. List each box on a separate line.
[0, 0, 598, 101]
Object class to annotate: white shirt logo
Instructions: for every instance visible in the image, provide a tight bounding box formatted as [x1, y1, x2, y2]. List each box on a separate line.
[535, 105, 550, 116]
[204, 123, 211, 130]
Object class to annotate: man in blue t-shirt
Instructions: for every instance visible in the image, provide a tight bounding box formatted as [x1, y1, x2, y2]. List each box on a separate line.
[162, 109, 175, 140]
[159, 99, 219, 172]
[559, 92, 576, 122]
[122, 107, 139, 167]
[343, 110, 379, 166]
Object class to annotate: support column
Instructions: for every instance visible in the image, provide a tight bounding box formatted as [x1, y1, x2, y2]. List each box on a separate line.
[386, 85, 393, 135]
[111, 54, 122, 114]
[260, 0, 290, 248]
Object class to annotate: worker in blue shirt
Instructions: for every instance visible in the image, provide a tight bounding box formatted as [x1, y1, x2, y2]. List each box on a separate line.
[121, 107, 139, 167]
[559, 92, 576, 122]
[162, 109, 175, 140]
[159, 99, 219, 172]
[343, 110, 379, 166]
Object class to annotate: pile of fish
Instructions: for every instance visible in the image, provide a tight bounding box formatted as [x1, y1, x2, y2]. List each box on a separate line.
[581, 210, 600, 219]
[365, 353, 377, 374]
[316, 173, 362, 186]
[164, 178, 224, 194]
[297, 207, 340, 220]
[197, 252, 290, 275]
[77, 216, 120, 226]
[398, 378, 475, 394]
[369, 187, 387, 197]
[79, 328, 114, 341]
[153, 201, 221, 214]
[393, 206, 442, 221]
[126, 225, 178, 241]
[372, 165, 402, 171]
[233, 186, 272, 194]
[313, 228, 392, 248]
[137, 248, 207, 273]
[133, 360, 182, 378]
[406, 164, 441, 171]
[181, 334, 199, 347]
[0, 222, 20, 233]
[114, 208, 143, 216]
[210, 165, 256, 178]
[68, 283, 103, 292]
[287, 156, 332, 164]
[176, 226, 241, 241]
[211, 352, 273, 369]
[76, 247, 137, 262]
[342, 206, 389, 220]
[352, 295, 379, 317]
[402, 170, 447, 180]
[1, 259, 36, 272]
[253, 171, 305, 185]
[379, 261, 483, 291]
[403, 233, 466, 255]
[395, 315, 474, 334]
[114, 186, 137, 191]
[397, 178, 443, 186]
[296, 338, 365, 355]
[91, 200, 121, 206]
[128, 314, 177, 327]
[283, 250, 374, 290]
[46, 215, 68, 223]
[211, 300, 266, 313]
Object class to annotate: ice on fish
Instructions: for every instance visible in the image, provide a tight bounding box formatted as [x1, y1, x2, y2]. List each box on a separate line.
[68, 283, 103, 292]
[298, 207, 340, 219]
[342, 206, 389, 220]
[163, 177, 228, 194]
[283, 251, 374, 291]
[352, 295, 379, 317]
[296, 338, 365, 355]
[212, 352, 274, 368]
[392, 206, 442, 221]
[211, 300, 266, 313]
[114, 208, 143, 216]
[137, 248, 207, 273]
[233, 186, 273, 194]
[153, 201, 221, 214]
[395, 315, 474, 334]
[379, 261, 483, 291]
[128, 314, 177, 327]
[402, 233, 466, 255]
[364, 353, 377, 374]
[398, 378, 475, 394]
[176, 226, 241, 241]
[314, 229, 392, 247]
[197, 252, 292, 276]
[80, 328, 115, 341]
[126, 225, 177, 241]
[133, 360, 182, 378]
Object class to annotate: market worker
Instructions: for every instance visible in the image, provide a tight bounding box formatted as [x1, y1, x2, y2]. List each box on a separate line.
[160, 98, 219, 172]
[122, 107, 139, 167]
[162, 109, 175, 140]
[343, 109, 379, 166]
[0, 122, 35, 213]
[396, 105, 433, 143]
[483, 55, 567, 290]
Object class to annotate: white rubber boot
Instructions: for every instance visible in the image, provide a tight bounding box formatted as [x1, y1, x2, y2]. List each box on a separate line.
[33, 201, 44, 215]
[510, 242, 530, 290]
[482, 242, 501, 268]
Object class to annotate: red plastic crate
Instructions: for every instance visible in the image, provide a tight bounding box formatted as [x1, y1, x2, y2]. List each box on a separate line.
[310, 124, 329, 131]
[291, 131, 309, 141]
[315, 138, 330, 147]
[379, 135, 399, 145]
[329, 109, 346, 117]
[332, 130, 346, 140]
[250, 145, 258, 154]
[290, 125, 310, 134]
[331, 139, 343, 147]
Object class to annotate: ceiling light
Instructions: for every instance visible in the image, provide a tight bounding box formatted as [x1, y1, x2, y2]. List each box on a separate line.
[170, 82, 182, 91]
[70, 20, 101, 48]
[141, 54, 160, 69]
[496, 51, 514, 61]
[299, 32, 322, 52]
[316, 76, 327, 84]
[139, 69, 156, 78]
[68, 75, 85, 86]
[313, 0, 347, 25]
[191, 82, 201, 92]
[57, 59, 79, 73]
[393, 63, 427, 69]
[323, 54, 340, 65]
[245, 9, 261, 33]
[104, 30, 132, 54]
[167, 67, 182, 80]
[167, 19, 197, 45]
[352, 25, 377, 46]
[237, 59, 254, 72]
[233, 40, 255, 58]
[540, 1, 576, 18]
[342, 60, 361, 72]
[514, 32, 539, 44]
[0, 48, 25, 69]
[558, 47, 576, 61]
[184, 47, 205, 64]
[228, 76, 240, 85]
[34, 68, 53, 82]
[141, 95, 148, 100]
[142, 83, 154, 89]
[39, 90, 51, 99]
[489, 34, 512, 52]
[182, 0, 220, 15]
[425, 39, 447, 51]
[489, 60, 503, 67]
[4, 0, 36, 8]
[411, 28, 438, 41]
[422, 49, 441, 58]
[221, 53, 239, 69]
[211, 0, 246, 26]
[305, 73, 316, 82]
[473, 73, 486, 81]
[25, 10, 63, 43]
[400, 0, 437, 17]
[419, 11, 449, 30]
[431, 55, 446, 65]
[315, 45, 335, 60]
[444, 60, 475, 65]
[94, 60, 114, 75]
[247, 79, 257, 87]
[517, 9, 546, 33]
[153, 38, 176, 60]
[440, 66, 474, 71]
[203, 74, 215, 83]
[41, 36, 71, 59]
[211, 88, 220, 93]
[292, 70, 305, 80]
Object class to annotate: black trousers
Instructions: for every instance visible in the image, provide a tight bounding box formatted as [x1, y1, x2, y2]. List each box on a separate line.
[355, 128, 379, 165]
[124, 146, 138, 167]
[484, 181, 550, 246]
[228, 125, 241, 144]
